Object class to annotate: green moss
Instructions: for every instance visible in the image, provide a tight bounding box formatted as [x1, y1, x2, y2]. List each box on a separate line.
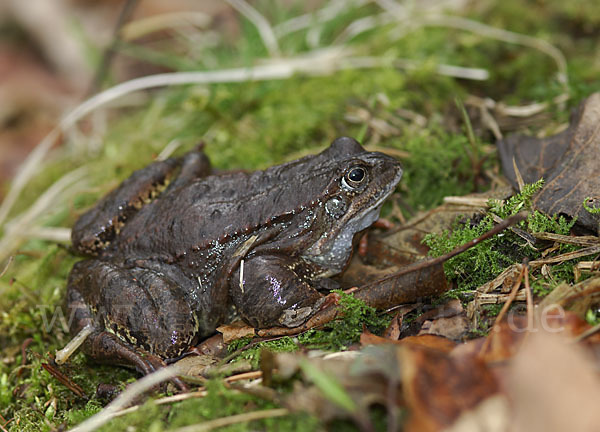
[424, 180, 578, 292]
[297, 291, 390, 351]
[229, 336, 300, 369]
[227, 292, 390, 367]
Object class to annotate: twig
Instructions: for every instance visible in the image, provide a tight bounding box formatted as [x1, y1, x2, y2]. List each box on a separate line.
[364, 212, 528, 287]
[443, 196, 490, 207]
[225, 370, 262, 383]
[479, 263, 526, 356]
[524, 262, 533, 331]
[225, 0, 280, 57]
[172, 408, 290, 432]
[530, 245, 600, 266]
[0, 256, 13, 278]
[467, 93, 570, 118]
[574, 322, 600, 343]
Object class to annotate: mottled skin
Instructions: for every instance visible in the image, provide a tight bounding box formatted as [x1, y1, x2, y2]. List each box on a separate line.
[67, 137, 402, 379]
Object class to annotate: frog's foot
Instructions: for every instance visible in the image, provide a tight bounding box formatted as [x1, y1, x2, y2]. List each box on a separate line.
[85, 330, 189, 392]
[230, 255, 324, 328]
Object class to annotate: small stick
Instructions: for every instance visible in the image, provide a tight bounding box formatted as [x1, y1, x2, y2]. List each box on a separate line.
[524, 261, 533, 331]
[171, 408, 290, 432]
[0, 256, 13, 278]
[479, 263, 526, 357]
[362, 212, 528, 288]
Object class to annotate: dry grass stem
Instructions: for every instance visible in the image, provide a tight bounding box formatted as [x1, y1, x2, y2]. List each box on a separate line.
[225, 0, 280, 57]
[474, 93, 571, 117]
[524, 264, 534, 331]
[0, 256, 13, 279]
[172, 408, 290, 432]
[530, 245, 600, 266]
[443, 196, 491, 207]
[479, 264, 526, 355]
[0, 127, 62, 228]
[121, 12, 211, 41]
[0, 167, 87, 265]
[574, 261, 600, 281]
[417, 15, 568, 86]
[20, 227, 72, 243]
[55, 324, 94, 365]
[531, 232, 600, 246]
[156, 139, 184, 161]
[224, 371, 262, 383]
[476, 290, 528, 305]
[512, 157, 525, 192]
[273, 0, 371, 37]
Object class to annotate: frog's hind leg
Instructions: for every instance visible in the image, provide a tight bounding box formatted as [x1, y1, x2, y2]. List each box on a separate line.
[71, 148, 211, 256]
[66, 259, 199, 390]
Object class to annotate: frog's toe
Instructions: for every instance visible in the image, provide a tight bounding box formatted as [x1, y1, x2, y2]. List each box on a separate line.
[86, 330, 189, 392]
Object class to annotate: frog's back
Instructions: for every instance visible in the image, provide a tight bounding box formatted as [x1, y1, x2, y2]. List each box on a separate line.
[113, 141, 364, 257]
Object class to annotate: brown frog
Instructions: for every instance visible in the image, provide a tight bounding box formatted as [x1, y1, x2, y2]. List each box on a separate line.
[66, 137, 402, 381]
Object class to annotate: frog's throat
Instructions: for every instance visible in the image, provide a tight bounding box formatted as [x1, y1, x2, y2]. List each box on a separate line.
[302, 187, 392, 277]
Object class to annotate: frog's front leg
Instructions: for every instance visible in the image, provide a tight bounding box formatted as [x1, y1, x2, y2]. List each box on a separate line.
[230, 255, 326, 328]
[72, 148, 210, 256]
[66, 259, 203, 390]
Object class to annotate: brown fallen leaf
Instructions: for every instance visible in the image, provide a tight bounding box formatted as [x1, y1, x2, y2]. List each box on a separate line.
[498, 92, 600, 232]
[360, 328, 457, 353]
[217, 320, 256, 344]
[172, 354, 217, 379]
[415, 299, 464, 325]
[189, 333, 227, 358]
[418, 315, 469, 341]
[382, 311, 404, 340]
[401, 345, 499, 432]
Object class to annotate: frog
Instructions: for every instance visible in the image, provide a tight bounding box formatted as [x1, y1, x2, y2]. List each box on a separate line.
[66, 137, 402, 384]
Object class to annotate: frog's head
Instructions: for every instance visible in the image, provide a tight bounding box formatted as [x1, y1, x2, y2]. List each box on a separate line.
[302, 137, 403, 275]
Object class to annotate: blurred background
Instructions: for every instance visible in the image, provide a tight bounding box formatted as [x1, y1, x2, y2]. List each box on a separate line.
[0, 0, 253, 189]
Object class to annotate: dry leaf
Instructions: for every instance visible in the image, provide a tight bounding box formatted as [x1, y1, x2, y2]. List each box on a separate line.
[498, 92, 600, 232]
[402, 345, 499, 432]
[216, 320, 255, 344]
[418, 315, 469, 340]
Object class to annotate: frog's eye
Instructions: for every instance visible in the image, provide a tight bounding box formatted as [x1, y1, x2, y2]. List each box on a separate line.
[342, 166, 367, 190]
